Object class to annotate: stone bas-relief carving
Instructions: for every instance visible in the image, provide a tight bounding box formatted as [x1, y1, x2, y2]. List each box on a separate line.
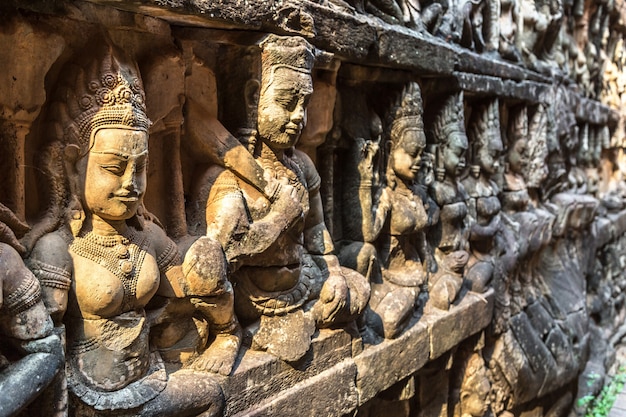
[193, 35, 370, 362]
[0, 204, 64, 416]
[462, 99, 503, 294]
[2, 0, 626, 415]
[339, 82, 438, 340]
[426, 92, 470, 311]
[26, 41, 228, 416]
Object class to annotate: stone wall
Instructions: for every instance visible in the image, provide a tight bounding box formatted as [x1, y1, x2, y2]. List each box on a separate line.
[1, 0, 626, 416]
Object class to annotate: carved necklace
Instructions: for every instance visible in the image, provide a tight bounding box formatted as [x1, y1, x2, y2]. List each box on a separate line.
[257, 146, 310, 212]
[70, 228, 148, 311]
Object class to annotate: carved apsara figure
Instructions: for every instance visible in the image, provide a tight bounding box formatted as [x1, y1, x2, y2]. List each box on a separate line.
[427, 92, 470, 310]
[339, 82, 439, 339]
[0, 204, 64, 416]
[500, 106, 554, 315]
[462, 99, 503, 293]
[27, 41, 228, 416]
[498, 0, 523, 61]
[194, 35, 370, 362]
[517, 0, 563, 71]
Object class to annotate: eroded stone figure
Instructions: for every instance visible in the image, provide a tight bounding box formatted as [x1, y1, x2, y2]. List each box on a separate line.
[462, 99, 503, 293]
[339, 82, 439, 339]
[456, 353, 491, 417]
[27, 41, 227, 416]
[0, 204, 64, 416]
[193, 34, 370, 362]
[499, 0, 523, 61]
[426, 92, 470, 310]
[517, 0, 563, 71]
[500, 106, 554, 317]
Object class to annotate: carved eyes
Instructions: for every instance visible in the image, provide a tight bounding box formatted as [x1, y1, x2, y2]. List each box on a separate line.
[100, 158, 147, 176]
[101, 163, 125, 176]
[275, 94, 298, 111]
[274, 89, 311, 112]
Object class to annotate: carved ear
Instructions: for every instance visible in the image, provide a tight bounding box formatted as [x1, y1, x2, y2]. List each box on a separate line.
[460, 390, 471, 404]
[245, 79, 260, 112]
[64, 144, 81, 164]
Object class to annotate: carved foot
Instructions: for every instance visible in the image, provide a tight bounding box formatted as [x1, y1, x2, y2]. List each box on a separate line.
[369, 286, 417, 339]
[186, 325, 242, 376]
[428, 274, 463, 310]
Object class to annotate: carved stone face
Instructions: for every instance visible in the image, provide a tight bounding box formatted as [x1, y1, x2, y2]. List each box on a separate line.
[460, 358, 491, 417]
[461, 377, 490, 417]
[478, 137, 503, 175]
[257, 67, 313, 149]
[507, 139, 527, 174]
[78, 128, 148, 221]
[443, 132, 468, 177]
[392, 128, 426, 182]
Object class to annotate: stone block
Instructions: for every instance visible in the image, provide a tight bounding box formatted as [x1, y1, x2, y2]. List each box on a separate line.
[354, 318, 429, 404]
[509, 312, 557, 403]
[425, 289, 494, 360]
[526, 299, 554, 338]
[231, 360, 359, 417]
[222, 328, 354, 416]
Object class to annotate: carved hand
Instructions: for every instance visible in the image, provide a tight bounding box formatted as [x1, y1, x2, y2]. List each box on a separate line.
[317, 272, 349, 325]
[355, 137, 380, 183]
[271, 182, 305, 229]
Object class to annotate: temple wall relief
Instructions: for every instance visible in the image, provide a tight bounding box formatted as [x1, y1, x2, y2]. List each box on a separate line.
[2, 0, 626, 415]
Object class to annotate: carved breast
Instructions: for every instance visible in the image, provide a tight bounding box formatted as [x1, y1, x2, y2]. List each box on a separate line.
[476, 195, 501, 219]
[69, 238, 160, 319]
[390, 192, 428, 236]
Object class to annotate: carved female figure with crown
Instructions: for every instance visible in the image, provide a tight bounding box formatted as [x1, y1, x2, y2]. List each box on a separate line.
[26, 40, 232, 416]
[461, 99, 503, 293]
[339, 82, 439, 339]
[426, 92, 470, 310]
[499, 106, 554, 317]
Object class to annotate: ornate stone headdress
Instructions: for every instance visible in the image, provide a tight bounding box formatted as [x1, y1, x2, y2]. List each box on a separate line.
[507, 106, 527, 149]
[49, 41, 150, 153]
[387, 81, 425, 150]
[259, 34, 315, 84]
[459, 353, 490, 409]
[467, 99, 502, 176]
[526, 104, 548, 188]
[430, 91, 467, 146]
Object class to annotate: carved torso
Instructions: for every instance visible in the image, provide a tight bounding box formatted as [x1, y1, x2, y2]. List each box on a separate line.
[66, 227, 169, 390]
[502, 172, 531, 213]
[387, 186, 429, 236]
[463, 175, 501, 224]
[430, 178, 469, 253]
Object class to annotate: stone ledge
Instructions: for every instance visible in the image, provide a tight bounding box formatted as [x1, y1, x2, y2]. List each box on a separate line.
[11, 0, 579, 85]
[222, 289, 494, 416]
[354, 319, 429, 404]
[232, 361, 359, 417]
[425, 289, 495, 360]
[221, 328, 355, 416]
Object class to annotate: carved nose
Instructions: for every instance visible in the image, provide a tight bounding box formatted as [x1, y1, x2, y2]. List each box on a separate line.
[122, 168, 137, 191]
[291, 105, 305, 125]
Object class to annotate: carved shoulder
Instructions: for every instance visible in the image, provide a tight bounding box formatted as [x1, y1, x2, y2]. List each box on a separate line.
[293, 148, 321, 193]
[143, 220, 182, 273]
[26, 230, 72, 324]
[28, 230, 73, 274]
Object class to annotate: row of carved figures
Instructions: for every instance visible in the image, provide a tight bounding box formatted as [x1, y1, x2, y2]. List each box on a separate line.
[320, 0, 626, 102]
[0, 32, 618, 416]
